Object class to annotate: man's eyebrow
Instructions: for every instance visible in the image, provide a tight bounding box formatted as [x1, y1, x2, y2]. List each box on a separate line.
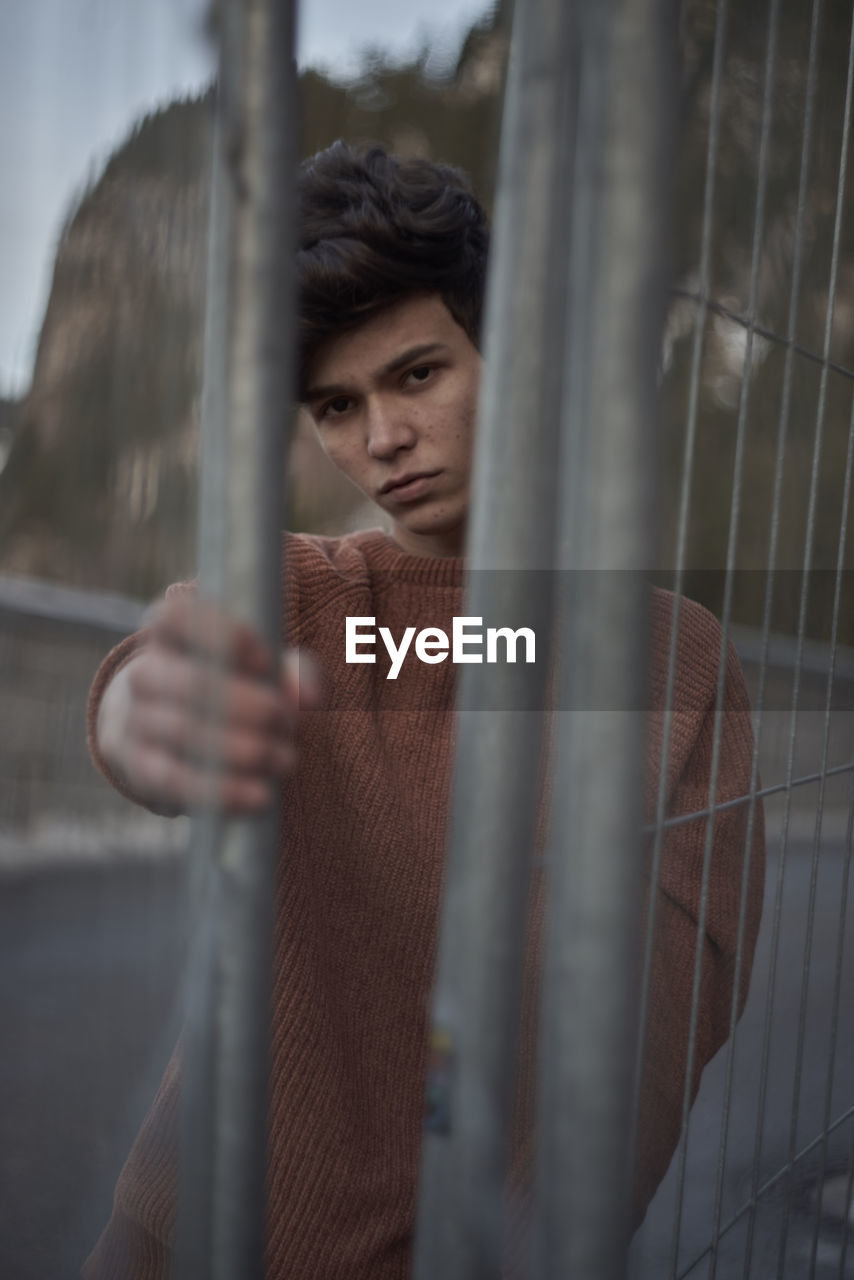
[304, 342, 450, 403]
[379, 341, 449, 378]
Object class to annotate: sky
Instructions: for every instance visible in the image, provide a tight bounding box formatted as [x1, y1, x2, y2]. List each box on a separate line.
[0, 0, 493, 396]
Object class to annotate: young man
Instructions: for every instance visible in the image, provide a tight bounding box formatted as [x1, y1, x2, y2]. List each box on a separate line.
[85, 143, 765, 1278]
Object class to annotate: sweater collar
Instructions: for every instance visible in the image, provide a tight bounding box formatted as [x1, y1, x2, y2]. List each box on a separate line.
[350, 529, 466, 587]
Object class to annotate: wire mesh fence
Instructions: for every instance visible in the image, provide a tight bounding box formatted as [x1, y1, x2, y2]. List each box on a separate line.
[633, 1, 854, 1276]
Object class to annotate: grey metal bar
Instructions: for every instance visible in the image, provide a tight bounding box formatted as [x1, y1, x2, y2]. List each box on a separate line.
[534, 1, 674, 1277]
[411, 0, 576, 1272]
[176, 2, 296, 1277]
[0, 574, 146, 631]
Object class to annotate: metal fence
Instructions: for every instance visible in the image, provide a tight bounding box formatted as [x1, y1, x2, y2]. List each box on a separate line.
[2, 0, 854, 1278]
[631, 0, 854, 1276]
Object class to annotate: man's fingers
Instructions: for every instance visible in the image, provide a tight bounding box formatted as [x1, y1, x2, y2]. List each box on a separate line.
[129, 701, 297, 777]
[128, 648, 293, 733]
[148, 594, 275, 679]
[127, 741, 275, 813]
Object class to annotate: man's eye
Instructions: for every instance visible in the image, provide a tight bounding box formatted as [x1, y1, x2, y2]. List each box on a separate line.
[322, 396, 352, 418]
[408, 366, 433, 385]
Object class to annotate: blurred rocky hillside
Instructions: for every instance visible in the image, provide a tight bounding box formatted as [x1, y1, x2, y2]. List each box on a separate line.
[2, 0, 854, 642]
[0, 95, 212, 596]
[0, 6, 507, 599]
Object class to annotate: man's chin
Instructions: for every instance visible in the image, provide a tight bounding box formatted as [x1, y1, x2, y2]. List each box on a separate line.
[390, 512, 467, 557]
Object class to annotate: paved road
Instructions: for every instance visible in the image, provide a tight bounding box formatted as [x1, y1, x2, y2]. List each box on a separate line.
[0, 855, 187, 1280]
[0, 833, 851, 1279]
[630, 834, 854, 1280]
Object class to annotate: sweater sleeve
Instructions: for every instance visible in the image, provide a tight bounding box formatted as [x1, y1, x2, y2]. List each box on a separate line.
[632, 639, 766, 1223]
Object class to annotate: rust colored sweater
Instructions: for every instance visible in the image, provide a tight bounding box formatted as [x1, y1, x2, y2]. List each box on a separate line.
[83, 529, 765, 1279]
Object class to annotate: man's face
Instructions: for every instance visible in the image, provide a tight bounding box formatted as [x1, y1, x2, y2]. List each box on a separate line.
[303, 293, 482, 558]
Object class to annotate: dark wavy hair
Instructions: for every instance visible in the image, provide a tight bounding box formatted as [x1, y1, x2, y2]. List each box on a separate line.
[296, 141, 490, 397]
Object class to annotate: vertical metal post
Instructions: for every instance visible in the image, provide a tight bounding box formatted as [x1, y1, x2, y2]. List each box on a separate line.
[412, 0, 577, 1275]
[176, 1, 296, 1277]
[534, 1, 674, 1277]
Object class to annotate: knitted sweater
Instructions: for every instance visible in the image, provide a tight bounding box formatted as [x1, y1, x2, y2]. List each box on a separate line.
[83, 529, 765, 1279]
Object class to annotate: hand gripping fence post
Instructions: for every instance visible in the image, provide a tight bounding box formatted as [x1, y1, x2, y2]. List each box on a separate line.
[175, 2, 296, 1277]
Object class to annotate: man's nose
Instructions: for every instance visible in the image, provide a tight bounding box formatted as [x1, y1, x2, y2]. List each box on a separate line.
[365, 399, 416, 459]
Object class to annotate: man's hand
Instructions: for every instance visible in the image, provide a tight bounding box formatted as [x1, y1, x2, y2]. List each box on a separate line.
[96, 594, 320, 815]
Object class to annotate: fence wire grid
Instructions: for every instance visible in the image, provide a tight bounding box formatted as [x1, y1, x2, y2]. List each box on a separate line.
[633, 1, 854, 1277]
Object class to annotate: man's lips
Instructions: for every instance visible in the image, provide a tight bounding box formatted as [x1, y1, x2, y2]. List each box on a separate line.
[379, 471, 442, 501]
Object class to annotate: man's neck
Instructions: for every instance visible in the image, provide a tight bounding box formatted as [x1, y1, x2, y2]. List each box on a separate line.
[389, 520, 466, 559]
